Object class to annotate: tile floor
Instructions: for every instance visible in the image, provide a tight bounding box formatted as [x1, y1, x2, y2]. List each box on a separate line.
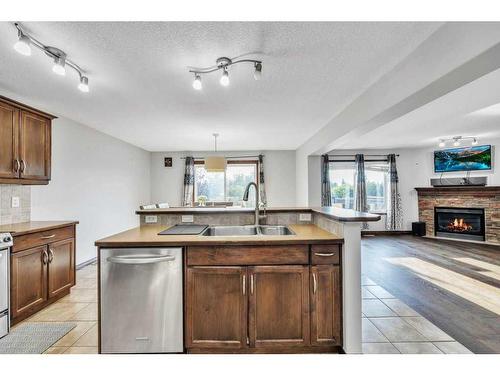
[361, 274, 472, 354]
[13, 262, 98, 354]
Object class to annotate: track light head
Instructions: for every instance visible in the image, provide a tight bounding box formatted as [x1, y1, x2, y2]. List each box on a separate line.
[472, 138, 478, 145]
[14, 33, 31, 56]
[192, 74, 202, 90]
[254, 62, 262, 80]
[52, 55, 66, 76]
[438, 140, 446, 148]
[78, 76, 89, 93]
[220, 68, 230, 87]
[453, 139, 461, 147]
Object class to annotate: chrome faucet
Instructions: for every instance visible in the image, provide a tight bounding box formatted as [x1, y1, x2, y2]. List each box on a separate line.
[243, 182, 264, 225]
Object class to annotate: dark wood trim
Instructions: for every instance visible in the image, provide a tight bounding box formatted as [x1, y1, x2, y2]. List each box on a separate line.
[0, 95, 57, 119]
[0, 177, 49, 185]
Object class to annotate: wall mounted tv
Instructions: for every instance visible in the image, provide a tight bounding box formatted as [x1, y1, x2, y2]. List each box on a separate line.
[434, 145, 492, 173]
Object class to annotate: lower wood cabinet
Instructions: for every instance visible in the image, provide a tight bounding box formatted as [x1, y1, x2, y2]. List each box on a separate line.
[310, 265, 341, 346]
[186, 266, 247, 349]
[10, 225, 77, 324]
[249, 266, 310, 347]
[185, 244, 342, 353]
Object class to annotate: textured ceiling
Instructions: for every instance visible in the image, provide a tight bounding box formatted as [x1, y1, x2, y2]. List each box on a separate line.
[0, 22, 440, 151]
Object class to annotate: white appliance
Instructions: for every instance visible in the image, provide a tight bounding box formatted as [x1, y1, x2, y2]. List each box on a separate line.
[0, 233, 12, 339]
[99, 247, 183, 353]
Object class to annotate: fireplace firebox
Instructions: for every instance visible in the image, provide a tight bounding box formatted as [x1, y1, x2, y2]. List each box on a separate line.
[434, 207, 485, 241]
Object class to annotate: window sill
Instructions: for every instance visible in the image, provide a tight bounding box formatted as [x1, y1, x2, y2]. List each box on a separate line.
[370, 211, 387, 215]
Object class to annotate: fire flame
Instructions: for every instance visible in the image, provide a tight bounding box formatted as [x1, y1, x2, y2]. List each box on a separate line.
[447, 218, 473, 232]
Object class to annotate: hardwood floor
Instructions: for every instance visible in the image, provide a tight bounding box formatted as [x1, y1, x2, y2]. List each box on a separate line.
[362, 235, 500, 354]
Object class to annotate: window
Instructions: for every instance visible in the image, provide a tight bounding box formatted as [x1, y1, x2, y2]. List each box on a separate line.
[329, 162, 388, 213]
[194, 161, 258, 206]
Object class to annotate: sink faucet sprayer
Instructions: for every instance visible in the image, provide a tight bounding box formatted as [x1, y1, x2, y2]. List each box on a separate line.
[243, 182, 266, 225]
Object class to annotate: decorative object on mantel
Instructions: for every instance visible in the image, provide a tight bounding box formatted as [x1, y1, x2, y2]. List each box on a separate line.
[189, 56, 262, 90]
[204, 134, 226, 172]
[438, 135, 478, 148]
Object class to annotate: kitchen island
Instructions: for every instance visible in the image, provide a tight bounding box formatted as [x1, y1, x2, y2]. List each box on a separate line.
[95, 207, 379, 354]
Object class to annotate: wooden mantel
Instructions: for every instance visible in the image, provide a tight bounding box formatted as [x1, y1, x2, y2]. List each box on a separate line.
[415, 186, 500, 194]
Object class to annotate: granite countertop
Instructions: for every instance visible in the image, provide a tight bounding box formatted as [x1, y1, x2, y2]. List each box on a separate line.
[136, 206, 380, 223]
[95, 224, 343, 248]
[0, 221, 79, 236]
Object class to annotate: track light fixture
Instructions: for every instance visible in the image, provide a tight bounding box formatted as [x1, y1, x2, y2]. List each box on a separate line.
[12, 22, 90, 93]
[189, 56, 262, 90]
[438, 136, 479, 148]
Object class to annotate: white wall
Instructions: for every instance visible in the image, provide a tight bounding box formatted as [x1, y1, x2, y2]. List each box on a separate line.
[150, 150, 296, 207]
[31, 117, 151, 265]
[326, 138, 499, 230]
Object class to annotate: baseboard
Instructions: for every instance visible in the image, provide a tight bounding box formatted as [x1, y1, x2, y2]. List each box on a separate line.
[76, 257, 97, 270]
[362, 230, 412, 236]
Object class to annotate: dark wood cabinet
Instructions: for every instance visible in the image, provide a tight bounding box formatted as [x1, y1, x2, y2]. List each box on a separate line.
[0, 96, 54, 185]
[48, 238, 75, 299]
[10, 245, 48, 319]
[248, 266, 310, 348]
[185, 244, 342, 353]
[19, 110, 51, 181]
[186, 266, 247, 349]
[10, 224, 77, 324]
[310, 265, 341, 346]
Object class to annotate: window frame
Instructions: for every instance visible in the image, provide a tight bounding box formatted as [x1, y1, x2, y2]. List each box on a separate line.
[193, 159, 259, 205]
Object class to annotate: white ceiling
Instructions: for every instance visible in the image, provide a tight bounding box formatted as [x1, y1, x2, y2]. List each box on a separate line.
[0, 22, 441, 151]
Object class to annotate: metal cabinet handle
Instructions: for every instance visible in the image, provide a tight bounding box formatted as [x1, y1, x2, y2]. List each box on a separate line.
[242, 274, 246, 295]
[48, 249, 54, 263]
[13, 159, 20, 173]
[107, 255, 175, 264]
[313, 273, 317, 294]
[40, 234, 56, 240]
[20, 159, 26, 173]
[42, 250, 48, 265]
[314, 252, 335, 257]
[250, 274, 254, 295]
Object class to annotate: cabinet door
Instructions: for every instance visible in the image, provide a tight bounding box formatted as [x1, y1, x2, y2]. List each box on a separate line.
[0, 101, 19, 179]
[11, 246, 48, 318]
[310, 265, 341, 346]
[186, 266, 248, 349]
[48, 238, 75, 299]
[19, 110, 51, 181]
[248, 266, 310, 347]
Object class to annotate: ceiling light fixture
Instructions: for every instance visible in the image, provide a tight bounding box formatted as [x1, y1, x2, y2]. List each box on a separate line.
[204, 133, 226, 172]
[220, 68, 230, 87]
[192, 74, 202, 90]
[14, 32, 31, 56]
[188, 56, 262, 90]
[12, 22, 90, 93]
[437, 136, 480, 148]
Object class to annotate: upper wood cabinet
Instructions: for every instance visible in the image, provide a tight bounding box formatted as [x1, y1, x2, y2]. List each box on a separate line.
[0, 96, 54, 185]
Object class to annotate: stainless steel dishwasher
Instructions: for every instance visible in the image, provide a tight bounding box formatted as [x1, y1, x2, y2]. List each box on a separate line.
[100, 248, 183, 353]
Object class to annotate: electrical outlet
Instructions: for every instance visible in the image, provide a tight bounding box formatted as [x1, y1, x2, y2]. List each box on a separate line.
[145, 215, 158, 224]
[11, 196, 20, 208]
[182, 215, 194, 223]
[299, 213, 312, 222]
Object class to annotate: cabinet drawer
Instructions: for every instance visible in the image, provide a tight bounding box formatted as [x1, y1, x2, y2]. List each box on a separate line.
[311, 245, 340, 265]
[187, 245, 309, 266]
[13, 226, 75, 253]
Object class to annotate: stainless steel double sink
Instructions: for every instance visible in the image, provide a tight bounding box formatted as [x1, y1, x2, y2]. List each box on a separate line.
[201, 225, 295, 236]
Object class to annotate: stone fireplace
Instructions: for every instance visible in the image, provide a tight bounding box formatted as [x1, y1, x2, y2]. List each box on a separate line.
[416, 186, 500, 244]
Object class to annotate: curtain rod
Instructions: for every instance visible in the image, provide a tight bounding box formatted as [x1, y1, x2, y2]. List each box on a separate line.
[180, 155, 262, 160]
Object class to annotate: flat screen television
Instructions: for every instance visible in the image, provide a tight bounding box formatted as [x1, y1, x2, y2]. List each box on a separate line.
[434, 145, 492, 173]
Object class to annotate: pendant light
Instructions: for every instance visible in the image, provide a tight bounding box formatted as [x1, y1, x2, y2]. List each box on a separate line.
[205, 133, 226, 172]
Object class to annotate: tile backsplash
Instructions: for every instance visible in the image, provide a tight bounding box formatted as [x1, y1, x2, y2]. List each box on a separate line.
[0, 185, 31, 225]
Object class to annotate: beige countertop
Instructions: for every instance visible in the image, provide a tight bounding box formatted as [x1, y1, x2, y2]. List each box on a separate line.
[0, 221, 79, 236]
[136, 206, 380, 222]
[95, 224, 343, 248]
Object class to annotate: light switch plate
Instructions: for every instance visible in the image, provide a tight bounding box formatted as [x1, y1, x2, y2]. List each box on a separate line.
[299, 213, 312, 222]
[182, 215, 194, 223]
[11, 196, 20, 208]
[145, 215, 158, 224]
